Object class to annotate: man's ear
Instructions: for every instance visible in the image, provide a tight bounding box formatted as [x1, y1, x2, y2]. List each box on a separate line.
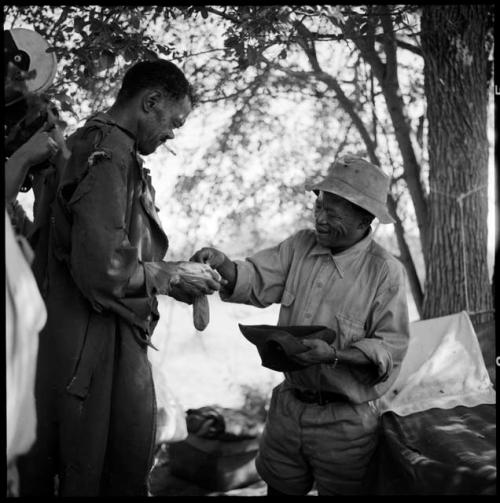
[142, 89, 163, 113]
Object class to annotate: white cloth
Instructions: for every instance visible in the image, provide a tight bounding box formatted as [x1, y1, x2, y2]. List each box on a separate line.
[376, 311, 496, 416]
[5, 210, 46, 463]
[148, 350, 188, 444]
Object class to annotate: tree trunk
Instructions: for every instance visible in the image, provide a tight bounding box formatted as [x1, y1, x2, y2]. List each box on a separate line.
[421, 5, 493, 325]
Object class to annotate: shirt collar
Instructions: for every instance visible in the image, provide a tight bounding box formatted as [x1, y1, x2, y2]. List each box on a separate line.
[89, 112, 149, 180]
[89, 112, 137, 143]
[309, 228, 373, 277]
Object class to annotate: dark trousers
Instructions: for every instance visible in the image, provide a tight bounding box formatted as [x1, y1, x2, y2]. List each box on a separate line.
[18, 312, 157, 496]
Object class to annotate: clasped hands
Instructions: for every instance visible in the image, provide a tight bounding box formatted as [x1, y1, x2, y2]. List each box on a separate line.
[149, 247, 231, 304]
[152, 247, 338, 366]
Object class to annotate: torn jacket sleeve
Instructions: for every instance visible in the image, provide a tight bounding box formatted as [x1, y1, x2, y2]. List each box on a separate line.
[63, 150, 145, 312]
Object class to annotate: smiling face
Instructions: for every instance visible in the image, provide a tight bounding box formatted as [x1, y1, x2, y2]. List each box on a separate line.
[136, 91, 191, 156]
[314, 191, 372, 252]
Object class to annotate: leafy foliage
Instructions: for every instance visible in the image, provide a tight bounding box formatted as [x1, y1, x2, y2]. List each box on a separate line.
[4, 5, 493, 316]
[3, 4, 423, 252]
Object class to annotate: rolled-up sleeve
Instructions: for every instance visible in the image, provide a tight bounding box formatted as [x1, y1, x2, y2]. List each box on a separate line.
[351, 270, 409, 391]
[221, 235, 295, 308]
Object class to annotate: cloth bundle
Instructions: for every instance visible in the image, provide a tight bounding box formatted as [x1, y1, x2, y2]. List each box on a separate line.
[186, 406, 264, 441]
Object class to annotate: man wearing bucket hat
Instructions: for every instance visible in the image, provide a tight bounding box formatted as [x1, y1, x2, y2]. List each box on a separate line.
[191, 154, 410, 495]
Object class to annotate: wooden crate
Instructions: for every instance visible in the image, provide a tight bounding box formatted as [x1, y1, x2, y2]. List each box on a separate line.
[169, 434, 261, 491]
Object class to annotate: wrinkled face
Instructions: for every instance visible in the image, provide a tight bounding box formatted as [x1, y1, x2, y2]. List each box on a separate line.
[314, 191, 370, 251]
[137, 92, 191, 156]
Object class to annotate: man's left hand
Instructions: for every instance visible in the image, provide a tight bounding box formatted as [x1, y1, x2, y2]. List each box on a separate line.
[290, 339, 337, 366]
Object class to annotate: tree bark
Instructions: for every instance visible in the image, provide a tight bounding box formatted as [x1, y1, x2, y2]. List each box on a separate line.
[421, 5, 493, 325]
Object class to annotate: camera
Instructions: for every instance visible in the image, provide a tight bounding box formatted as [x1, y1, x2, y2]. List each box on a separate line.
[4, 27, 60, 192]
[5, 93, 61, 191]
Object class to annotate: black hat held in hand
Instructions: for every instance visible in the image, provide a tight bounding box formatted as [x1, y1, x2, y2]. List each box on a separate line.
[238, 324, 336, 372]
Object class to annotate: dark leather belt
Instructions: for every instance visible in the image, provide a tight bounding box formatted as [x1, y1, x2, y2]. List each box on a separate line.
[293, 388, 349, 406]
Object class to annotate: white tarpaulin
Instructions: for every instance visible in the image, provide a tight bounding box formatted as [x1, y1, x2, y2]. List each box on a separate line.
[376, 311, 496, 416]
[149, 348, 188, 444]
[6, 211, 46, 463]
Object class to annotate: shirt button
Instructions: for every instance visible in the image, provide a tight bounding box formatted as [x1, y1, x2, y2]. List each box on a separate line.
[317, 282, 323, 288]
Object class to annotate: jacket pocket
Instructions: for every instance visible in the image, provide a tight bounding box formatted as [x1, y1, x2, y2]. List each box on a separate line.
[336, 313, 365, 349]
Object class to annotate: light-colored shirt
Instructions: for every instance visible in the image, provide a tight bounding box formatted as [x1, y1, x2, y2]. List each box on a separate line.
[222, 228, 409, 404]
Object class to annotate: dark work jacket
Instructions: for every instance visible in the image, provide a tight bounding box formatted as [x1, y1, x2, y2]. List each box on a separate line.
[53, 112, 169, 342]
[19, 112, 169, 496]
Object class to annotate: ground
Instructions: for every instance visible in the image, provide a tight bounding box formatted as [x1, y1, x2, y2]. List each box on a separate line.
[147, 294, 494, 496]
[147, 295, 279, 496]
[147, 295, 321, 496]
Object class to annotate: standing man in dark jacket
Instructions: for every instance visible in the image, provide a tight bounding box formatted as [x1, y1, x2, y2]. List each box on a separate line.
[18, 60, 223, 496]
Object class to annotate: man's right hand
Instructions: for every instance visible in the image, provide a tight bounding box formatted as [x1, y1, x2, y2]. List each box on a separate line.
[190, 247, 237, 293]
[171, 261, 223, 296]
[190, 247, 228, 269]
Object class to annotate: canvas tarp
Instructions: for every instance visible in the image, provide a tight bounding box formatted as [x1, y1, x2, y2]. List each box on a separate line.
[373, 311, 496, 495]
[376, 311, 495, 416]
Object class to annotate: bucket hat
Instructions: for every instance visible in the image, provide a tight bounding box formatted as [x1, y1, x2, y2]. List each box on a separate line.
[238, 324, 336, 372]
[306, 155, 394, 224]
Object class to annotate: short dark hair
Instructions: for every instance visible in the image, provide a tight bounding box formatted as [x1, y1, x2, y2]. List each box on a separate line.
[116, 59, 195, 104]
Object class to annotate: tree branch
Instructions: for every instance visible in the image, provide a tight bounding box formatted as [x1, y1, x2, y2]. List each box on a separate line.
[204, 6, 241, 24]
[265, 42, 424, 313]
[47, 6, 71, 37]
[199, 78, 264, 104]
[379, 5, 398, 78]
[382, 36, 422, 56]
[350, 12, 429, 257]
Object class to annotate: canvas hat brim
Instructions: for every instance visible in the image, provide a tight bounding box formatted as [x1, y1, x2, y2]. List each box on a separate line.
[238, 324, 337, 372]
[306, 179, 395, 224]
